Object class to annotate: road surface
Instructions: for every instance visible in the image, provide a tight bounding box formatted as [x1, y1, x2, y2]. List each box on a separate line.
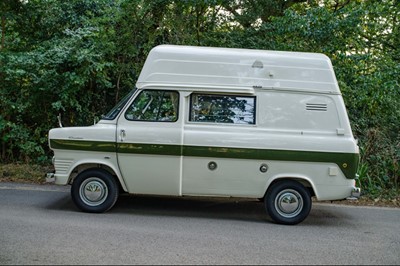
[0, 182, 399, 265]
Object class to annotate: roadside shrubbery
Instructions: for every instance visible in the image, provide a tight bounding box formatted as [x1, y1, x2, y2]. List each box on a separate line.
[0, 0, 398, 199]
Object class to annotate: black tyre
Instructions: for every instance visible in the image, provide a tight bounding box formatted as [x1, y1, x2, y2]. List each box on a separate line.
[265, 180, 311, 225]
[71, 168, 119, 213]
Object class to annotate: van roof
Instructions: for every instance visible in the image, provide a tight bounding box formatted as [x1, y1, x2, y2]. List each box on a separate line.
[136, 45, 341, 94]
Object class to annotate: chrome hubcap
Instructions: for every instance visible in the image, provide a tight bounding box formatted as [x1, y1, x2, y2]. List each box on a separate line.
[275, 189, 303, 218]
[80, 178, 108, 207]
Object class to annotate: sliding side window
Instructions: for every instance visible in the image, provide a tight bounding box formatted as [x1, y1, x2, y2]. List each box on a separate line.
[125, 90, 179, 122]
[190, 94, 256, 124]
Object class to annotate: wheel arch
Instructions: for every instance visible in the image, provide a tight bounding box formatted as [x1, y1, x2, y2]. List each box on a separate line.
[263, 174, 317, 199]
[67, 160, 128, 192]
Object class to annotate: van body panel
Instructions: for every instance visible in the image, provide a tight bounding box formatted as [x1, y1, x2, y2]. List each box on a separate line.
[137, 45, 340, 94]
[48, 123, 131, 191]
[182, 157, 268, 197]
[116, 112, 183, 196]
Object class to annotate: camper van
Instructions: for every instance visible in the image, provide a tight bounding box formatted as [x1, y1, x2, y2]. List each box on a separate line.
[47, 45, 360, 225]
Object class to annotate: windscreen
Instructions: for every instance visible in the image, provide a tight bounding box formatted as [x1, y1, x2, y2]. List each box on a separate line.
[102, 89, 137, 120]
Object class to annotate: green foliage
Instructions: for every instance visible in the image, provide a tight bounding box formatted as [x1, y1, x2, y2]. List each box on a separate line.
[0, 0, 398, 198]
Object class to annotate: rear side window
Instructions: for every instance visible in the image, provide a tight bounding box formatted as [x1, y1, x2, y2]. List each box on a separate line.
[125, 90, 179, 122]
[190, 94, 256, 124]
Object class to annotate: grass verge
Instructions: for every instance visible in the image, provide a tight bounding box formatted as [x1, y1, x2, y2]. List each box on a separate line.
[0, 163, 54, 184]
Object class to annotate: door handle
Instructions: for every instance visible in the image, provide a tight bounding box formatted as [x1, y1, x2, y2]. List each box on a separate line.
[120, 129, 126, 142]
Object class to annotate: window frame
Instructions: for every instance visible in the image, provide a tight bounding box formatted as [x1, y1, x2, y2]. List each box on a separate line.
[124, 89, 180, 123]
[102, 88, 137, 120]
[189, 93, 257, 125]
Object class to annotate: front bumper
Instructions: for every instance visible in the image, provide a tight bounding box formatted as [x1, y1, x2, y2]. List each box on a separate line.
[347, 187, 361, 200]
[46, 172, 55, 183]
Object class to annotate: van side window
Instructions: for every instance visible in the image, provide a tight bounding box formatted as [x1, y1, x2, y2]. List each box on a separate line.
[125, 90, 179, 122]
[190, 94, 256, 124]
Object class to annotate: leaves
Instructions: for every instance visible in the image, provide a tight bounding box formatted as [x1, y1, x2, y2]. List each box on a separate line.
[0, 0, 398, 195]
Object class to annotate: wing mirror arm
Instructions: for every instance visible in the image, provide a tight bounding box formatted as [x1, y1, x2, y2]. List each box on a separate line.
[57, 113, 63, 128]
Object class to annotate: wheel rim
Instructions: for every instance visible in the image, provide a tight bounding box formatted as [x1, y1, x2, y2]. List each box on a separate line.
[79, 177, 108, 207]
[274, 189, 303, 218]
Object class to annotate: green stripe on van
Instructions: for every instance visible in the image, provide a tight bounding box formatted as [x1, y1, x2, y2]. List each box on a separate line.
[49, 139, 359, 179]
[50, 139, 116, 152]
[183, 145, 359, 180]
[118, 143, 182, 156]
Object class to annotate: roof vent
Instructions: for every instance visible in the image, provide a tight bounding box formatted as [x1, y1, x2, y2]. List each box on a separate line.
[306, 103, 327, 111]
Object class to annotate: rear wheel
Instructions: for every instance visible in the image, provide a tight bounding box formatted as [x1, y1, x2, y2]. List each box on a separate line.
[265, 180, 311, 225]
[71, 169, 119, 213]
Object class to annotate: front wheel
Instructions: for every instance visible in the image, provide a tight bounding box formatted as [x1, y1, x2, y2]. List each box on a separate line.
[71, 169, 119, 213]
[265, 180, 311, 225]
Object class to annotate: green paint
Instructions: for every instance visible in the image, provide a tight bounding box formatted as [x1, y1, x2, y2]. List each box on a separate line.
[182, 146, 359, 179]
[50, 139, 359, 179]
[50, 139, 116, 152]
[118, 143, 182, 156]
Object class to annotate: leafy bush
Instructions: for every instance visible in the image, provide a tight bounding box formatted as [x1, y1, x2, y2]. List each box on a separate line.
[0, 0, 398, 198]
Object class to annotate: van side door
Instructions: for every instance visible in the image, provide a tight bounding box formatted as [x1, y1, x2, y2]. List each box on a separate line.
[182, 93, 267, 197]
[116, 89, 182, 195]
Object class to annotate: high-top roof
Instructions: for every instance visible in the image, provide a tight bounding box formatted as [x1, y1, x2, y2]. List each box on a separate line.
[136, 45, 340, 94]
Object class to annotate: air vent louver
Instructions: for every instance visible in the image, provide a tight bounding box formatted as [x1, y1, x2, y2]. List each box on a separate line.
[306, 103, 327, 111]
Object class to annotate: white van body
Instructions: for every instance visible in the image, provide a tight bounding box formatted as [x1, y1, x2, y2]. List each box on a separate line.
[48, 45, 360, 225]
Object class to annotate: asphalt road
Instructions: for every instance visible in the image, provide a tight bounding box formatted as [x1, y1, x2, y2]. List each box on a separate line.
[0, 182, 399, 265]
